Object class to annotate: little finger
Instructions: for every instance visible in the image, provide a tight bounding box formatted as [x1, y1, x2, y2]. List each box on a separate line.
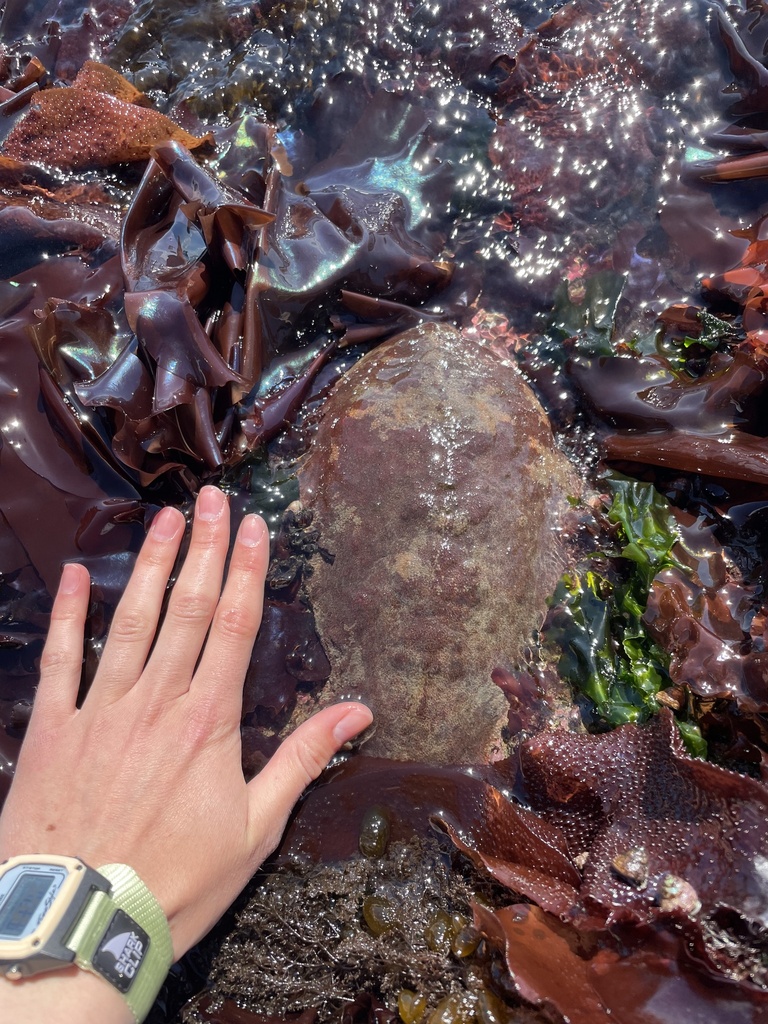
[31, 563, 90, 726]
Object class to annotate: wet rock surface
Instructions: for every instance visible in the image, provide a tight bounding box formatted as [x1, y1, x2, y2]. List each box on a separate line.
[295, 323, 581, 763]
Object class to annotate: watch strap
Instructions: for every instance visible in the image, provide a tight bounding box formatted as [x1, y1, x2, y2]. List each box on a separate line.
[66, 863, 173, 1023]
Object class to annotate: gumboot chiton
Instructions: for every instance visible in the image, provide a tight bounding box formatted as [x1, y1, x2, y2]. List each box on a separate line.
[296, 323, 581, 763]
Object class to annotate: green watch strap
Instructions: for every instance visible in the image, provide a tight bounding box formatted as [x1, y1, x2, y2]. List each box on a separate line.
[65, 863, 174, 1023]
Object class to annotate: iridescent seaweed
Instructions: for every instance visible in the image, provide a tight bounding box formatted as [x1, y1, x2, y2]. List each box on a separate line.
[78, 102, 456, 477]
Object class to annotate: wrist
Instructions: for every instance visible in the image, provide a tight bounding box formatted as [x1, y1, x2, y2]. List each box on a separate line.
[0, 963, 134, 1024]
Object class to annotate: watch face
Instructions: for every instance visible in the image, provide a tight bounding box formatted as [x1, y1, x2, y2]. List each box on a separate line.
[0, 863, 69, 941]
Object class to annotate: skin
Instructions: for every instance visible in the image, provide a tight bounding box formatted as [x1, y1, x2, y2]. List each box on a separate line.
[0, 485, 373, 1024]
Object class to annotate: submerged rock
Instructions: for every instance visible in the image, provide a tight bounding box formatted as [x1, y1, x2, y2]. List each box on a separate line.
[296, 323, 581, 763]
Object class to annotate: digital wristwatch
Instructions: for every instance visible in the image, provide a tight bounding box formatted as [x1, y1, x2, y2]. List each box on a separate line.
[0, 854, 173, 1022]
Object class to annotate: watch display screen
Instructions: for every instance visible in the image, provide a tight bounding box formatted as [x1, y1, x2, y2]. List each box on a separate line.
[0, 864, 69, 940]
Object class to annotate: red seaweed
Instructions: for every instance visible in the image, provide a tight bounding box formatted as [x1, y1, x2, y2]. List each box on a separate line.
[264, 709, 768, 1021]
[3, 63, 212, 171]
[474, 902, 766, 1024]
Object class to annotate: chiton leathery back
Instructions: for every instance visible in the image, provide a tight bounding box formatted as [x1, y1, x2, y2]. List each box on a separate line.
[295, 322, 582, 763]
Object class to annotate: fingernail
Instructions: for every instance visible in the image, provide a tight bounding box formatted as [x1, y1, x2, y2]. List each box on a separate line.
[239, 514, 267, 548]
[197, 486, 226, 522]
[151, 506, 182, 542]
[59, 563, 81, 595]
[332, 704, 374, 745]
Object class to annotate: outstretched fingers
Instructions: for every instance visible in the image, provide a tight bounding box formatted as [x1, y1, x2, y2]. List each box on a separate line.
[245, 702, 374, 858]
[32, 562, 90, 725]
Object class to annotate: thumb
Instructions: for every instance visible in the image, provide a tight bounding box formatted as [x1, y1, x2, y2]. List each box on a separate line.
[245, 701, 373, 853]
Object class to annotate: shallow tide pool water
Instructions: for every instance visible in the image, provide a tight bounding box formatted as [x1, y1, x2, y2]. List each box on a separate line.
[2, 1, 768, 1022]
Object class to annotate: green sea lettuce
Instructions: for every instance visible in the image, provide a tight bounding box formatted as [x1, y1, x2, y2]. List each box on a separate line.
[546, 474, 706, 754]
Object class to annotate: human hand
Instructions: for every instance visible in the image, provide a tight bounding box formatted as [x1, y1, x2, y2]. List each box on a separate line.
[0, 486, 372, 961]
